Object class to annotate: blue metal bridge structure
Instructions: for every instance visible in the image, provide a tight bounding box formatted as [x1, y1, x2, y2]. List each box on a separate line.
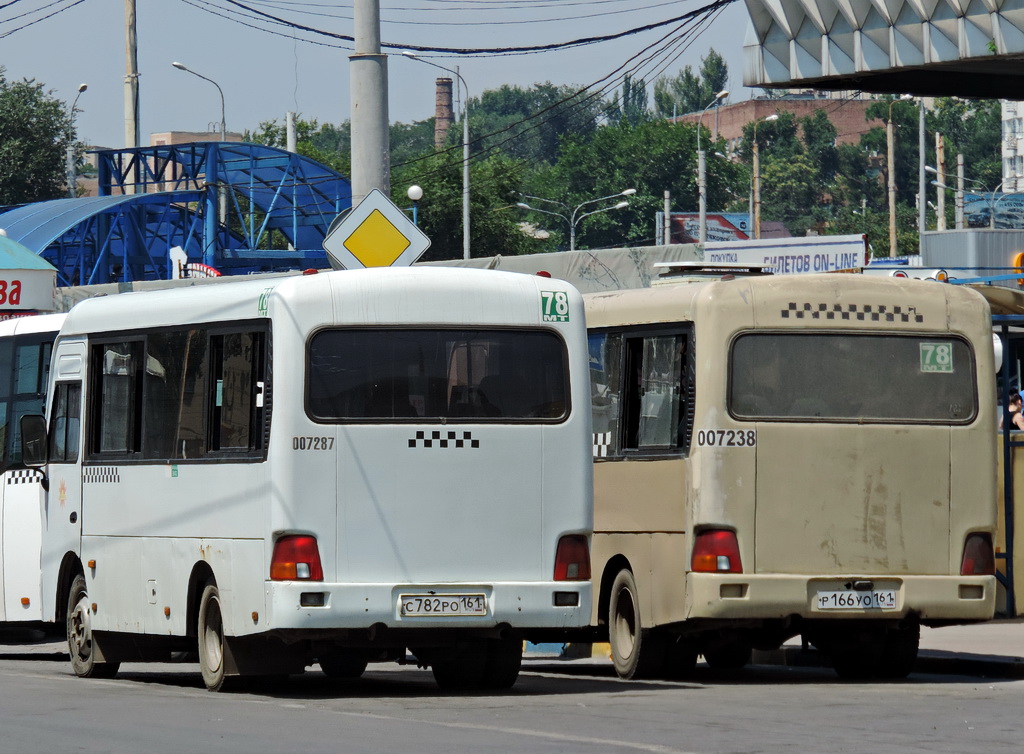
[0, 142, 351, 286]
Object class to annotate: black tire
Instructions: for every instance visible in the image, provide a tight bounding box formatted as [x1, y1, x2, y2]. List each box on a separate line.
[662, 635, 698, 679]
[67, 573, 119, 679]
[877, 625, 920, 679]
[320, 653, 369, 679]
[198, 582, 228, 692]
[481, 638, 522, 690]
[608, 569, 665, 679]
[703, 638, 752, 670]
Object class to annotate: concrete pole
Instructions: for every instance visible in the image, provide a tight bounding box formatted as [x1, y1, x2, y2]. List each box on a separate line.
[458, 66, 470, 260]
[936, 133, 946, 231]
[887, 116, 897, 257]
[698, 148, 707, 243]
[350, 0, 390, 205]
[124, 0, 139, 149]
[286, 111, 297, 153]
[663, 190, 671, 244]
[753, 139, 762, 240]
[918, 99, 926, 244]
[956, 154, 965, 230]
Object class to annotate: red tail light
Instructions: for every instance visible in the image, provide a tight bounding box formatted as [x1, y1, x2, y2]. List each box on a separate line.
[691, 530, 743, 573]
[961, 533, 995, 576]
[554, 535, 591, 581]
[270, 535, 324, 581]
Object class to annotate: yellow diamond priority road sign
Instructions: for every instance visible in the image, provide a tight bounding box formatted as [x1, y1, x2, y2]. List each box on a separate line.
[323, 189, 431, 269]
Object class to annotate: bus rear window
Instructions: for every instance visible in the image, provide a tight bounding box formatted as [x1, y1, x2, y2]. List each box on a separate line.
[307, 329, 569, 422]
[729, 333, 976, 423]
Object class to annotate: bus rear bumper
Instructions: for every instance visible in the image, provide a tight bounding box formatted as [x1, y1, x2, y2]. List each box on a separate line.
[264, 581, 592, 632]
[684, 573, 996, 622]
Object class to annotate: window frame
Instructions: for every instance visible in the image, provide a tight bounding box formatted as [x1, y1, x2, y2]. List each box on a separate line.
[304, 325, 572, 425]
[84, 320, 270, 464]
[588, 323, 695, 461]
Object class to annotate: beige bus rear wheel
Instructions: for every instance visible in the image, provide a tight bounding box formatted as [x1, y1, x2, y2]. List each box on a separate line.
[609, 569, 665, 679]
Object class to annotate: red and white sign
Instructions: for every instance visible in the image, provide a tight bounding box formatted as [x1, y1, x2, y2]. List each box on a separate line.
[0, 271, 53, 311]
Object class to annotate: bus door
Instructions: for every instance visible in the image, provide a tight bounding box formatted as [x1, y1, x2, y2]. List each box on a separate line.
[40, 338, 87, 622]
[1, 331, 54, 621]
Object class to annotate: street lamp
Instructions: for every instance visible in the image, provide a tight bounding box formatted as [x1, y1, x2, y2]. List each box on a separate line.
[929, 168, 1005, 229]
[697, 89, 729, 243]
[403, 51, 471, 260]
[172, 61, 226, 141]
[407, 184, 423, 225]
[751, 113, 778, 239]
[516, 189, 635, 251]
[66, 83, 87, 198]
[887, 94, 914, 257]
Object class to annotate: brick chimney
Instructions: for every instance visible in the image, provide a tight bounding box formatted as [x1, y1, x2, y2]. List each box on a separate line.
[434, 77, 454, 150]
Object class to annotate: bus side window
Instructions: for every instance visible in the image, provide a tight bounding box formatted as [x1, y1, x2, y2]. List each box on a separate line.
[622, 332, 690, 453]
[210, 331, 266, 452]
[90, 341, 144, 456]
[49, 383, 81, 464]
[588, 332, 621, 456]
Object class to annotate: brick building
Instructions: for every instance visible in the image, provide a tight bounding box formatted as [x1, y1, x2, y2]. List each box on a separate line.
[673, 92, 883, 157]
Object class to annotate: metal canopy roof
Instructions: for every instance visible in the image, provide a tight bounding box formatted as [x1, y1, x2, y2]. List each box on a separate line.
[742, 0, 1024, 98]
[0, 142, 351, 286]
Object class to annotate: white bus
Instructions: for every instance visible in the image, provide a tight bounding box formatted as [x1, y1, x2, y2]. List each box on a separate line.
[23, 267, 592, 690]
[0, 313, 63, 626]
[585, 273, 997, 679]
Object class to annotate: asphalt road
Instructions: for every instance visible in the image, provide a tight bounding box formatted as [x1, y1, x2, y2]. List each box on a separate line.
[1, 645, 1021, 753]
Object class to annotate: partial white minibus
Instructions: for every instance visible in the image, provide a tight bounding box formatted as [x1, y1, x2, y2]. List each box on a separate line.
[0, 313, 63, 625]
[23, 267, 592, 690]
[585, 272, 997, 679]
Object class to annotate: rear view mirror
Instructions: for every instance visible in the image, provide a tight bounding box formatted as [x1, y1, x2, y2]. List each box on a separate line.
[20, 414, 48, 468]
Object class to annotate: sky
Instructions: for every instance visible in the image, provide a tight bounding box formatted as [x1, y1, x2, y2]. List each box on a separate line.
[1, 0, 754, 149]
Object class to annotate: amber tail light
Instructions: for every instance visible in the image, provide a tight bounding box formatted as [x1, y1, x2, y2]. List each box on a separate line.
[270, 535, 324, 581]
[961, 533, 995, 576]
[691, 530, 743, 574]
[554, 535, 591, 581]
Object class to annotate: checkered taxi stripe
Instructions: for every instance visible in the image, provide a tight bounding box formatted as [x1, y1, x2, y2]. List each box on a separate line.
[782, 302, 924, 323]
[6, 469, 44, 485]
[408, 430, 479, 449]
[593, 432, 612, 458]
[83, 467, 120, 484]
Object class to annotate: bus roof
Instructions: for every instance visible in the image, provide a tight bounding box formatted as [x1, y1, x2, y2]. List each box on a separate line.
[59, 266, 580, 336]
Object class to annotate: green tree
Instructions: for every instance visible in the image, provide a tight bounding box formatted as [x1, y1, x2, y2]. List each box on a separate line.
[526, 118, 744, 250]
[604, 75, 651, 126]
[0, 68, 75, 204]
[467, 82, 606, 165]
[245, 116, 351, 174]
[653, 49, 729, 117]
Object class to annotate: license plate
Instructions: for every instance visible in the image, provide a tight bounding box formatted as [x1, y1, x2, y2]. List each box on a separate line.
[400, 594, 487, 617]
[816, 589, 897, 610]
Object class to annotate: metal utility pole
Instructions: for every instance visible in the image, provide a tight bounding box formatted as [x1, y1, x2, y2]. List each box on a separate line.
[936, 133, 946, 230]
[918, 99, 926, 242]
[124, 0, 140, 150]
[67, 83, 87, 198]
[663, 190, 671, 244]
[350, 0, 390, 205]
[956, 154, 965, 229]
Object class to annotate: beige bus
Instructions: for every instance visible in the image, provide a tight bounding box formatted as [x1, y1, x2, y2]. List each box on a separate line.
[585, 271, 997, 680]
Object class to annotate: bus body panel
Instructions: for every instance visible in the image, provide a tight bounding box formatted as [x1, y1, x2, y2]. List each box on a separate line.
[0, 314, 65, 624]
[584, 274, 997, 645]
[43, 267, 593, 659]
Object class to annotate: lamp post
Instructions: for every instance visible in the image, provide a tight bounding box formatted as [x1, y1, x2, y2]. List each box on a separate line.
[516, 189, 635, 251]
[403, 52, 471, 260]
[697, 89, 729, 243]
[66, 83, 87, 198]
[887, 94, 914, 257]
[929, 169, 1003, 229]
[407, 184, 423, 225]
[172, 61, 226, 141]
[751, 113, 778, 239]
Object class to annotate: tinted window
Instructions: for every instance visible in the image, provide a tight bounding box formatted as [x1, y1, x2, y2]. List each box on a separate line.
[730, 333, 976, 423]
[308, 329, 568, 422]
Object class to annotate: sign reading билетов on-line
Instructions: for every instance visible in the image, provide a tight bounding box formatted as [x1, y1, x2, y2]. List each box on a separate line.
[703, 235, 870, 275]
[322, 189, 431, 270]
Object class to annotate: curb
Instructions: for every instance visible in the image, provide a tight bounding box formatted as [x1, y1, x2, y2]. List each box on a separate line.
[754, 645, 1024, 679]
